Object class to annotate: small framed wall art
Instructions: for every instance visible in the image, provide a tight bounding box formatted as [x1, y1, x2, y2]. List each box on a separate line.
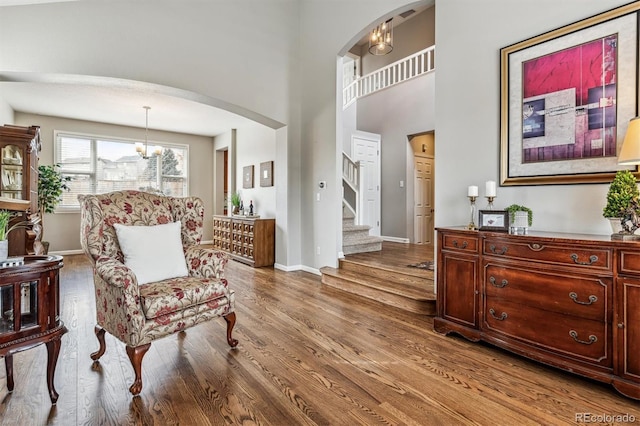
[478, 210, 509, 232]
[260, 161, 274, 187]
[243, 165, 254, 189]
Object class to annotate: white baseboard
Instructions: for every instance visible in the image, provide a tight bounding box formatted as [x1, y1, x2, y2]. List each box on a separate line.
[274, 263, 321, 275]
[51, 249, 84, 256]
[301, 266, 321, 275]
[382, 236, 410, 243]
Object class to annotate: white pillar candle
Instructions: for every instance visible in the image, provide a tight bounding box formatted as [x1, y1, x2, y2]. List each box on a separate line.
[468, 185, 478, 197]
[485, 180, 496, 197]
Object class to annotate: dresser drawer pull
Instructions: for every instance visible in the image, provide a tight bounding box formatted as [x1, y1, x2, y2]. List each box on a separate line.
[453, 240, 468, 249]
[489, 308, 507, 321]
[569, 292, 597, 305]
[528, 243, 544, 251]
[569, 330, 597, 345]
[489, 276, 508, 288]
[489, 245, 508, 255]
[570, 254, 598, 265]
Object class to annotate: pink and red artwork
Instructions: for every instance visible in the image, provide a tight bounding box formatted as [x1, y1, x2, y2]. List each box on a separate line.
[521, 35, 618, 163]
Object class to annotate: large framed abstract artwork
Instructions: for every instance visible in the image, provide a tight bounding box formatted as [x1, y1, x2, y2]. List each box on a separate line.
[500, 3, 640, 185]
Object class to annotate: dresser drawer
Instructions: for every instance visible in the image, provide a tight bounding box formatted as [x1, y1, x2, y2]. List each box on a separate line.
[483, 298, 611, 367]
[441, 233, 478, 253]
[484, 264, 610, 321]
[483, 238, 612, 272]
[619, 250, 640, 276]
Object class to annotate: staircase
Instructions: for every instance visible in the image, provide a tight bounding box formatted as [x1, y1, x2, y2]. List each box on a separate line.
[321, 242, 436, 315]
[342, 210, 382, 255]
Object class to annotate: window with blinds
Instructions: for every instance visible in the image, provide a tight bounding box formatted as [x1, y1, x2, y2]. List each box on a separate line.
[54, 131, 189, 210]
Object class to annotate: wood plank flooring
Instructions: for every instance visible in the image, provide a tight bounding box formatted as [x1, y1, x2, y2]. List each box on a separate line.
[1, 251, 639, 425]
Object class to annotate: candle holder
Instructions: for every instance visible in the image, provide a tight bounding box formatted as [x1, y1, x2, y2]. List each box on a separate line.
[468, 196, 477, 230]
[485, 195, 495, 210]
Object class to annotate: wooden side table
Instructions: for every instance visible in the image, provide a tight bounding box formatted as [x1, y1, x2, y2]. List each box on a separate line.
[0, 255, 66, 403]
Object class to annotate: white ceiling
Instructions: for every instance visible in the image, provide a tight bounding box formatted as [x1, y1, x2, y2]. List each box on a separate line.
[1, 1, 430, 137]
[0, 80, 257, 137]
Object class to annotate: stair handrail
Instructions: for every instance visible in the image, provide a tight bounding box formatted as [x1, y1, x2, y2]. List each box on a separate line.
[342, 152, 365, 224]
[343, 45, 435, 108]
[342, 152, 359, 192]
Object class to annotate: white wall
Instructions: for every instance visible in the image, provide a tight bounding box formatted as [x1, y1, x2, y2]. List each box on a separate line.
[14, 112, 215, 253]
[234, 123, 277, 219]
[435, 0, 632, 235]
[0, 99, 13, 125]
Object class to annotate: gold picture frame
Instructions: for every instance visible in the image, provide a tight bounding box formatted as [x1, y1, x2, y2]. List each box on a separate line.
[500, 2, 640, 186]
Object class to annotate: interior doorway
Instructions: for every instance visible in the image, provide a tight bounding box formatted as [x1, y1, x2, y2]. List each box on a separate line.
[214, 147, 229, 215]
[352, 131, 381, 236]
[410, 133, 435, 244]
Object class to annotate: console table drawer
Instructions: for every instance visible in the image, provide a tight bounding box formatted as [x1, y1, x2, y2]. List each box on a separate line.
[442, 233, 478, 253]
[619, 250, 640, 276]
[483, 298, 610, 366]
[483, 238, 611, 271]
[484, 264, 609, 321]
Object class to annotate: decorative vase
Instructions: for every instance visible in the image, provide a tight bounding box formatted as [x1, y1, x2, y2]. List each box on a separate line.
[509, 211, 530, 235]
[0, 239, 8, 260]
[609, 217, 623, 234]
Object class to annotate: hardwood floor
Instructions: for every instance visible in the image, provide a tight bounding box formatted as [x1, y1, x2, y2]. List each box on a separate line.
[1, 251, 639, 425]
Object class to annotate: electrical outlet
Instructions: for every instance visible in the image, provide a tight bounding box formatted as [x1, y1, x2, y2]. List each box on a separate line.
[316, 246, 320, 255]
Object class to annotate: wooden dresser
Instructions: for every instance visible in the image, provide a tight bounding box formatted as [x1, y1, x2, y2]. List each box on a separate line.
[212, 215, 275, 267]
[435, 227, 639, 400]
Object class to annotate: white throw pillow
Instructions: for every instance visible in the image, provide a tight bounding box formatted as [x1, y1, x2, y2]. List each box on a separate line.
[114, 221, 188, 285]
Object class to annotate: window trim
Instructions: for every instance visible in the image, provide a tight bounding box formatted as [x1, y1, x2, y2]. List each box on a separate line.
[53, 130, 189, 212]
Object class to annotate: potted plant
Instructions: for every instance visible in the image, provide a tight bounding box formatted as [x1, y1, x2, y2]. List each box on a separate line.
[506, 204, 532, 235]
[231, 191, 241, 215]
[603, 170, 639, 234]
[0, 210, 29, 260]
[38, 164, 71, 253]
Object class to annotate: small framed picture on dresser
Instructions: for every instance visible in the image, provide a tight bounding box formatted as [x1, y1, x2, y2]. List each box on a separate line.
[478, 210, 509, 232]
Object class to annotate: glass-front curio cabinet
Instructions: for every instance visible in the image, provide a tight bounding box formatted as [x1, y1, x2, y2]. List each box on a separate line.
[0, 125, 41, 256]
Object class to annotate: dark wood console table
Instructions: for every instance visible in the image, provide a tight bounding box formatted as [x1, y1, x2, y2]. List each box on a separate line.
[0, 255, 66, 403]
[435, 227, 639, 400]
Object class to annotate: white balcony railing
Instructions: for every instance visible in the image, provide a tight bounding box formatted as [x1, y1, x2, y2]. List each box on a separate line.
[343, 45, 435, 108]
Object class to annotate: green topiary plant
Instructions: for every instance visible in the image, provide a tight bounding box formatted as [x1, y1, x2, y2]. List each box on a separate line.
[38, 164, 71, 242]
[603, 170, 639, 218]
[506, 204, 533, 227]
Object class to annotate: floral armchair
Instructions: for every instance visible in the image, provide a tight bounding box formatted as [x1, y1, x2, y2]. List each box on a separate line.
[78, 190, 238, 395]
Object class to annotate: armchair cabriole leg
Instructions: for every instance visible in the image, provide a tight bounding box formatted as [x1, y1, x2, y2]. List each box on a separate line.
[90, 326, 106, 361]
[126, 344, 150, 396]
[224, 312, 239, 347]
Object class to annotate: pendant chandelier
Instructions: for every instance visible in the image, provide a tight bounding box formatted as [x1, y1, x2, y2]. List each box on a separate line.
[135, 106, 161, 159]
[369, 18, 393, 55]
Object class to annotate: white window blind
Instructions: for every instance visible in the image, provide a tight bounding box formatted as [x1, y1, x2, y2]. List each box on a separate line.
[55, 132, 188, 209]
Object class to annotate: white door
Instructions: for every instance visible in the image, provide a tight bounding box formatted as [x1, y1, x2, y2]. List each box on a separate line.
[352, 132, 381, 236]
[414, 155, 434, 244]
